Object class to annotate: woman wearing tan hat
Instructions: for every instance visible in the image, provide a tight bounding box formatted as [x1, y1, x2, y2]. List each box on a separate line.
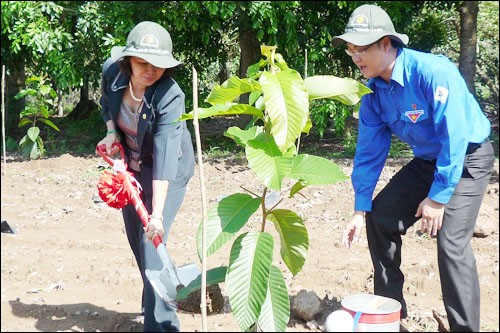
[96, 21, 194, 332]
[334, 4, 494, 332]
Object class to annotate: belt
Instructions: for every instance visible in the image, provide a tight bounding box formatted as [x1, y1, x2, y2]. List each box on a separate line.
[466, 139, 487, 155]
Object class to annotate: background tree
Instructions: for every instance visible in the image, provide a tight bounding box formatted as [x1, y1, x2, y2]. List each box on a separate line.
[1, 1, 497, 156]
[458, 1, 479, 95]
[1, 1, 73, 136]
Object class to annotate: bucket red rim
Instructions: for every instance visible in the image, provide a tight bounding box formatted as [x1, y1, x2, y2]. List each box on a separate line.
[342, 308, 400, 324]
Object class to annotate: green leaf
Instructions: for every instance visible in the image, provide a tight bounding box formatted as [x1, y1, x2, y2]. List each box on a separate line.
[27, 127, 40, 142]
[35, 136, 45, 157]
[274, 52, 290, 71]
[224, 126, 263, 148]
[227, 232, 274, 332]
[260, 69, 309, 153]
[304, 75, 372, 106]
[289, 154, 348, 186]
[18, 117, 33, 128]
[29, 140, 42, 159]
[257, 265, 290, 332]
[39, 84, 52, 95]
[18, 135, 28, 146]
[175, 266, 227, 300]
[14, 89, 37, 99]
[246, 133, 293, 191]
[267, 209, 308, 275]
[206, 76, 262, 105]
[246, 61, 262, 78]
[197, 193, 261, 259]
[261, 45, 278, 64]
[302, 116, 313, 135]
[249, 90, 262, 106]
[179, 103, 263, 121]
[289, 180, 306, 197]
[39, 105, 49, 118]
[38, 118, 60, 131]
[22, 141, 35, 159]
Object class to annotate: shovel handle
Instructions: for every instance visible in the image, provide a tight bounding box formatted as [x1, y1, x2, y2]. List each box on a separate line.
[96, 143, 125, 167]
[96, 142, 163, 248]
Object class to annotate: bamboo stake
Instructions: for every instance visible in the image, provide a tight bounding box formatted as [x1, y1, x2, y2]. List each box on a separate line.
[2, 65, 6, 174]
[297, 49, 308, 154]
[192, 67, 208, 331]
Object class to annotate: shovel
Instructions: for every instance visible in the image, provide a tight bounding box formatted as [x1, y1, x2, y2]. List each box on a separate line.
[96, 143, 182, 301]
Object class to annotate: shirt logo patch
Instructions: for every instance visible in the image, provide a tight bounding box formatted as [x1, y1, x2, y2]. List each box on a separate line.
[405, 104, 424, 123]
[434, 86, 449, 103]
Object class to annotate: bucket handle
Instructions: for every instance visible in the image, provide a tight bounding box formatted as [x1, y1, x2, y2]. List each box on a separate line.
[352, 311, 362, 331]
[351, 296, 387, 331]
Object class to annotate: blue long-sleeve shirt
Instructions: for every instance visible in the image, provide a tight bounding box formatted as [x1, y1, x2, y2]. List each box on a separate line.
[352, 48, 491, 212]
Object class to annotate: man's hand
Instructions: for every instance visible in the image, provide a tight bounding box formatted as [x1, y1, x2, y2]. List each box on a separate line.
[342, 211, 365, 248]
[415, 197, 444, 236]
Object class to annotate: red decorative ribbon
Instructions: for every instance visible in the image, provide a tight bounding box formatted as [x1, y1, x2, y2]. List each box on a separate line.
[97, 169, 132, 208]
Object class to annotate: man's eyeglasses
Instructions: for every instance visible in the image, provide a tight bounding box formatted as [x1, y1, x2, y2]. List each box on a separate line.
[345, 41, 378, 57]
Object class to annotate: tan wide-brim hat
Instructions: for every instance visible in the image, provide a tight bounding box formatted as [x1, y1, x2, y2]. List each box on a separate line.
[111, 21, 183, 68]
[332, 4, 409, 46]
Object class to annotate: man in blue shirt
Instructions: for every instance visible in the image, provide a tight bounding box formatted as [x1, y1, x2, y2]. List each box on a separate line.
[333, 4, 495, 332]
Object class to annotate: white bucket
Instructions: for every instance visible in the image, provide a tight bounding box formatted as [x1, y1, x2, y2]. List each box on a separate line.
[341, 294, 401, 332]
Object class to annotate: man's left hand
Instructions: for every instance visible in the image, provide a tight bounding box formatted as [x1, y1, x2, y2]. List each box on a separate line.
[415, 197, 445, 236]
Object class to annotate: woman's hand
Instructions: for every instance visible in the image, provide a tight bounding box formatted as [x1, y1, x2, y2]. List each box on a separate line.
[96, 131, 120, 156]
[342, 211, 365, 248]
[145, 215, 165, 241]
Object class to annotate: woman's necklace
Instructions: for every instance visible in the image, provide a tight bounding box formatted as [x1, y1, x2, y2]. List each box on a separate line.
[129, 81, 143, 102]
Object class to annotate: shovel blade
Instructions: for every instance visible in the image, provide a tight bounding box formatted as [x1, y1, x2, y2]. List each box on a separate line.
[146, 262, 202, 303]
[146, 268, 179, 302]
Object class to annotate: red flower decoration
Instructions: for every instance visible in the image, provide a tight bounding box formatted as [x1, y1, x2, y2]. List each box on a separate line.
[97, 169, 132, 208]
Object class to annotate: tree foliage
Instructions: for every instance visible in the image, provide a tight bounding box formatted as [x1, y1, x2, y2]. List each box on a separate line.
[1, 1, 498, 154]
[175, 45, 370, 331]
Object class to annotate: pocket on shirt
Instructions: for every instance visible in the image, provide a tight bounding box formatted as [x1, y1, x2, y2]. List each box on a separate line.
[379, 112, 398, 124]
[400, 108, 429, 124]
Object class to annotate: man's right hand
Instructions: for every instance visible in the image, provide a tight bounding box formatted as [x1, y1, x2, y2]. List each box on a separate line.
[341, 211, 365, 248]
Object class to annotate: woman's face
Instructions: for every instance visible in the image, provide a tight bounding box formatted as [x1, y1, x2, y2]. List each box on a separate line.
[129, 57, 166, 87]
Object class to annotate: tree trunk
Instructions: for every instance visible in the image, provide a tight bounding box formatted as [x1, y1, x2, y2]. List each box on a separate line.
[458, 1, 478, 95]
[57, 90, 64, 117]
[68, 73, 96, 120]
[238, 30, 261, 84]
[237, 29, 261, 128]
[218, 61, 230, 85]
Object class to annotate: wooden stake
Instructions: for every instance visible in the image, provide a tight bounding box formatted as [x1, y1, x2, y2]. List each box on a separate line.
[2, 65, 6, 174]
[192, 67, 208, 331]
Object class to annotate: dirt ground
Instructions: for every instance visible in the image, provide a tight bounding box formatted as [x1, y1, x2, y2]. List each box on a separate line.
[1, 144, 498, 332]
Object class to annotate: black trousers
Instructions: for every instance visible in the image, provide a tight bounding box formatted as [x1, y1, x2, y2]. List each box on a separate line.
[365, 140, 494, 332]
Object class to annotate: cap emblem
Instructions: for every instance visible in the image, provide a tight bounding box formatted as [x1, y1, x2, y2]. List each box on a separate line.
[353, 14, 369, 26]
[140, 34, 159, 48]
[345, 14, 370, 33]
